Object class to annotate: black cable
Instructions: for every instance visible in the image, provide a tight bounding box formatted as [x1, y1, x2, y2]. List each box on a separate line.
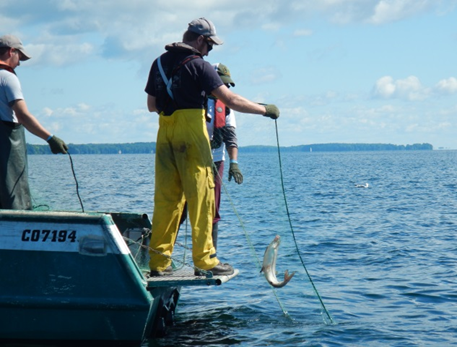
[67, 153, 84, 212]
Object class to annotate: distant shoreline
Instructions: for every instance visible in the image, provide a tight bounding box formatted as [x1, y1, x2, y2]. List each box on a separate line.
[26, 142, 434, 155]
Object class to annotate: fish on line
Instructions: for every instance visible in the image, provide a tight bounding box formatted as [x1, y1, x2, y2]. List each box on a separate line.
[260, 235, 295, 288]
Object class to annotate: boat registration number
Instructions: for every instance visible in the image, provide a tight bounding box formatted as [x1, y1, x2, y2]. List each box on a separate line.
[21, 229, 77, 243]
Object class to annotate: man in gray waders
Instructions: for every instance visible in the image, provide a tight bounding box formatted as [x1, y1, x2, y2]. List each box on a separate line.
[0, 34, 68, 210]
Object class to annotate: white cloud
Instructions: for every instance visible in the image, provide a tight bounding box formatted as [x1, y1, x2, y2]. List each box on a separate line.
[0, 15, 18, 31]
[293, 29, 313, 37]
[369, 0, 432, 24]
[372, 76, 396, 98]
[289, 0, 453, 24]
[395, 76, 428, 100]
[38, 103, 92, 121]
[27, 42, 94, 67]
[372, 75, 430, 100]
[77, 103, 91, 111]
[48, 122, 62, 133]
[31, 101, 159, 144]
[435, 77, 457, 94]
[261, 23, 281, 31]
[42, 107, 54, 117]
[436, 122, 453, 130]
[250, 66, 281, 85]
[2, 0, 455, 68]
[405, 123, 419, 132]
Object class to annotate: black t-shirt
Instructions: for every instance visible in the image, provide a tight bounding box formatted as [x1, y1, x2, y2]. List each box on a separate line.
[145, 43, 223, 116]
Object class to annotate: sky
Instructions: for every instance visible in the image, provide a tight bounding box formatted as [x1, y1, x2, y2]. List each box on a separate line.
[2, 0, 457, 149]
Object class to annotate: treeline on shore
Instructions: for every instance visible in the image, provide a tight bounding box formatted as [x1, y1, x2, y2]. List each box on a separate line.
[26, 142, 433, 155]
[27, 142, 156, 155]
[240, 143, 433, 153]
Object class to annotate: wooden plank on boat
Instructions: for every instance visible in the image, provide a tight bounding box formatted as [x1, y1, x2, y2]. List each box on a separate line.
[146, 268, 239, 288]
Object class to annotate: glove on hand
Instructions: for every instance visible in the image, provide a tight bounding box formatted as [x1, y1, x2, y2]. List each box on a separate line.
[228, 162, 243, 184]
[47, 135, 68, 154]
[264, 104, 280, 120]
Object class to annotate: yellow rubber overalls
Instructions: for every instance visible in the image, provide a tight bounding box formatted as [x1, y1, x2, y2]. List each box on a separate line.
[148, 108, 219, 271]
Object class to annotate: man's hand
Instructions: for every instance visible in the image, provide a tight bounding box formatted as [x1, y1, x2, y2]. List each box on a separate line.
[228, 162, 243, 184]
[47, 136, 68, 154]
[263, 104, 280, 119]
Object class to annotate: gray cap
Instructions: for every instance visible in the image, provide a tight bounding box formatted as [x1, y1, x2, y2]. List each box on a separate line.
[0, 35, 31, 61]
[188, 18, 223, 45]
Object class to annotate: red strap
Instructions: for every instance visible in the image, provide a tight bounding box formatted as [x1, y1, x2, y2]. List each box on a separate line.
[172, 55, 200, 74]
[0, 64, 15, 75]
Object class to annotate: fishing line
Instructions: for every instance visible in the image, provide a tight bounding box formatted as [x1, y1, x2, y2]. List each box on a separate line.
[217, 164, 291, 318]
[273, 120, 334, 324]
[67, 153, 85, 212]
[174, 208, 190, 271]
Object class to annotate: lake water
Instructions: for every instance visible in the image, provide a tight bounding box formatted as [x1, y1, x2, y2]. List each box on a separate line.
[28, 150, 457, 346]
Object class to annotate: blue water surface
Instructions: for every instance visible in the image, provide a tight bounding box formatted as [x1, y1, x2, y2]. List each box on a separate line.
[29, 150, 457, 346]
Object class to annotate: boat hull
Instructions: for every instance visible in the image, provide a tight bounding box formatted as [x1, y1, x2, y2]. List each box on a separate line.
[0, 209, 238, 344]
[0, 210, 157, 344]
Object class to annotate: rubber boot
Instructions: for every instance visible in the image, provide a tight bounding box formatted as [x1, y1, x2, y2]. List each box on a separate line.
[212, 222, 219, 251]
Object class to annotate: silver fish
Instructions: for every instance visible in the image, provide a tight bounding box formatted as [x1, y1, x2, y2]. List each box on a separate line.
[260, 235, 295, 288]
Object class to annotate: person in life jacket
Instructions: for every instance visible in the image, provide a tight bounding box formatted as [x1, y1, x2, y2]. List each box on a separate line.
[145, 17, 280, 277]
[0, 35, 68, 210]
[206, 63, 243, 251]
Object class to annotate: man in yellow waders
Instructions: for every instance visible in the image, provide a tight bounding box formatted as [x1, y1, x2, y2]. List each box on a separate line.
[145, 18, 280, 276]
